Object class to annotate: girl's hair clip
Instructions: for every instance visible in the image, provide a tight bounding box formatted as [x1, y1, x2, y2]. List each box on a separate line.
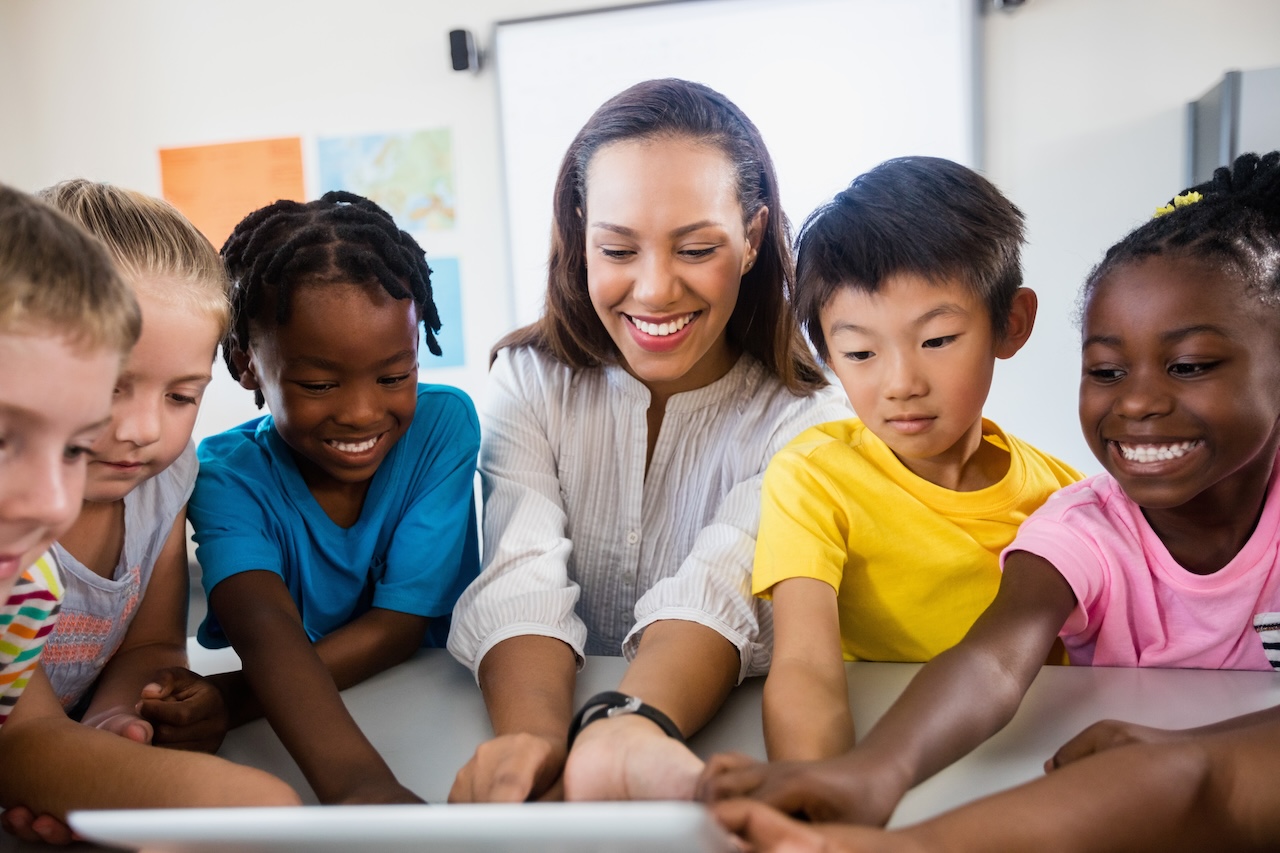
[1153, 190, 1203, 218]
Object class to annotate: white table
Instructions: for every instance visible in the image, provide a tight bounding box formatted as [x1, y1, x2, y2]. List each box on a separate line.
[6, 648, 1280, 851]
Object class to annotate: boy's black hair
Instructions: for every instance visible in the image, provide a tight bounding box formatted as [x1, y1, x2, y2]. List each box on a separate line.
[1085, 150, 1280, 304]
[220, 190, 440, 407]
[794, 156, 1025, 361]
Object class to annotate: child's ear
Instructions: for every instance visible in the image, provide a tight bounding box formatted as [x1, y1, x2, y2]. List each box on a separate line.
[995, 287, 1038, 359]
[230, 347, 262, 392]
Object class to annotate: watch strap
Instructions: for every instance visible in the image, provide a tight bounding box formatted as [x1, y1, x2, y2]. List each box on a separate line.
[567, 690, 684, 748]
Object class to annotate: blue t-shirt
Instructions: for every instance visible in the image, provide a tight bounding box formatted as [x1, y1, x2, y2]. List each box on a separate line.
[190, 383, 480, 650]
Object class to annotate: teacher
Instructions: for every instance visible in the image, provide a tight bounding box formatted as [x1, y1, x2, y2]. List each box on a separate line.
[447, 78, 848, 803]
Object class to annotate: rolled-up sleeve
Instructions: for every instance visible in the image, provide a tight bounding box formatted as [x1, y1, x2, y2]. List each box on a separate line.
[626, 388, 851, 681]
[446, 351, 587, 675]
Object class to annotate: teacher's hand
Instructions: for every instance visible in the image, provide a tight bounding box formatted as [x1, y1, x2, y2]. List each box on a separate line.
[448, 732, 567, 803]
[562, 713, 703, 801]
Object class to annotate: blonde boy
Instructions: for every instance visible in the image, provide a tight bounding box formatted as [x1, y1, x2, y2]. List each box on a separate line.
[0, 184, 297, 843]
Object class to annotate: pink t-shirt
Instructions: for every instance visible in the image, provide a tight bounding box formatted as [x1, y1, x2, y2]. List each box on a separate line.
[1002, 460, 1280, 670]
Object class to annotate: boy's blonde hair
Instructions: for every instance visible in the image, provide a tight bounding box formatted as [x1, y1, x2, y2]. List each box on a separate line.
[0, 182, 140, 354]
[39, 179, 231, 336]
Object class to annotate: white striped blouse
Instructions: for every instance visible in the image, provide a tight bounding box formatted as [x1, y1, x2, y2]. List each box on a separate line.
[447, 345, 851, 682]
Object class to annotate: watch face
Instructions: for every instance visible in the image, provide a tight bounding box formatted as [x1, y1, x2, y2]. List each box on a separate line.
[607, 696, 645, 718]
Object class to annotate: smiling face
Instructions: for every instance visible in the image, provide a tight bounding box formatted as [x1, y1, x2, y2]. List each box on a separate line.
[0, 330, 118, 598]
[236, 282, 419, 493]
[584, 136, 765, 400]
[86, 284, 221, 503]
[1080, 254, 1280, 513]
[823, 273, 1033, 489]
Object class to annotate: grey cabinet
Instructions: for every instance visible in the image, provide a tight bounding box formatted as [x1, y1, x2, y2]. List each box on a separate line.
[1187, 66, 1280, 185]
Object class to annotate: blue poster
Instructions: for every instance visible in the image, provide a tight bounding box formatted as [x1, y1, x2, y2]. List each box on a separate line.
[421, 256, 464, 369]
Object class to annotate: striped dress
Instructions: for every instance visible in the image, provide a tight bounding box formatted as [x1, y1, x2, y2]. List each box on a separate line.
[0, 552, 64, 727]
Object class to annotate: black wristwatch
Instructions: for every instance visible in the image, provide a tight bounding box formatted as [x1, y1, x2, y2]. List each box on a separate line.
[567, 690, 684, 748]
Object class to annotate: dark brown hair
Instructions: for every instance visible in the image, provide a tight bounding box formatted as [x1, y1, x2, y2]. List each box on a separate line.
[794, 156, 1026, 361]
[493, 78, 824, 394]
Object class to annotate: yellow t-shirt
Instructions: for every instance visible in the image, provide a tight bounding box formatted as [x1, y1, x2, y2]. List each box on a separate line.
[754, 418, 1082, 662]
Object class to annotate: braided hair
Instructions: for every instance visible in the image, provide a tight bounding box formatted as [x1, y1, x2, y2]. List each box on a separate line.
[1086, 151, 1280, 305]
[221, 191, 440, 407]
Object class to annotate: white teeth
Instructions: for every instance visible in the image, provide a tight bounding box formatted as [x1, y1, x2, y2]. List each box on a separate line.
[329, 437, 378, 454]
[1116, 440, 1200, 463]
[629, 313, 696, 337]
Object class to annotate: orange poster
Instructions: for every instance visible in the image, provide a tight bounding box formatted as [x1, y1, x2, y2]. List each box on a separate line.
[159, 137, 305, 249]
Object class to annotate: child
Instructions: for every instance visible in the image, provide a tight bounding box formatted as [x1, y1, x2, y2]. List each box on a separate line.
[0, 181, 134, 729]
[191, 191, 481, 805]
[701, 150, 1280, 830]
[37, 180, 231, 747]
[716, 157, 1080, 769]
[0, 183, 298, 845]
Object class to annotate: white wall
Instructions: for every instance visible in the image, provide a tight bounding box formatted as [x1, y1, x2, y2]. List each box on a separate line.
[982, 0, 1280, 470]
[0, 0, 613, 442]
[2, 0, 1280, 472]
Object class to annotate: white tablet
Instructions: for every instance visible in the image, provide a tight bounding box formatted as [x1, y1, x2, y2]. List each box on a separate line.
[69, 801, 735, 853]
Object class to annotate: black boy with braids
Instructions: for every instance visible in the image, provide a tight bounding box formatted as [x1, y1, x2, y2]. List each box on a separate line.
[221, 190, 442, 407]
[190, 191, 480, 807]
[700, 152, 1280, 842]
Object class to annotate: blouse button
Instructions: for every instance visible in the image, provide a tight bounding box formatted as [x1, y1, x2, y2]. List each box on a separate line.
[626, 530, 639, 545]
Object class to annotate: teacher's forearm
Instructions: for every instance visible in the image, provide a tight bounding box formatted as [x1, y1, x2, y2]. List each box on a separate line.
[618, 620, 739, 735]
[478, 635, 577, 743]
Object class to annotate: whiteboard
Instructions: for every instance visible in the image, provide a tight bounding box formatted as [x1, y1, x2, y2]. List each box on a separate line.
[494, 0, 979, 326]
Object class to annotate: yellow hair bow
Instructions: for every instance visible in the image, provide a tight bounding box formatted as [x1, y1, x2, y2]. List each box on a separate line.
[1153, 190, 1203, 218]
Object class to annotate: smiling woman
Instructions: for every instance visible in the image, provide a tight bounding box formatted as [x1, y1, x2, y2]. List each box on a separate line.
[445, 79, 849, 805]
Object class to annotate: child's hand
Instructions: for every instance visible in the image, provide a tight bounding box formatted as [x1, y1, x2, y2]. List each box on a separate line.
[81, 704, 155, 744]
[136, 666, 231, 753]
[1, 807, 78, 846]
[448, 732, 567, 803]
[698, 752, 901, 827]
[337, 780, 425, 805]
[562, 713, 704, 801]
[1046, 718, 1177, 771]
[711, 799, 926, 853]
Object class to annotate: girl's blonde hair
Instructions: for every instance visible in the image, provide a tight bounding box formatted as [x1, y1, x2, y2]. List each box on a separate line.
[0, 182, 140, 354]
[39, 179, 231, 336]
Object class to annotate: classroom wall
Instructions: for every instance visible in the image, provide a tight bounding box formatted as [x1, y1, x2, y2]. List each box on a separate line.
[2, 0, 1279, 472]
[983, 0, 1280, 470]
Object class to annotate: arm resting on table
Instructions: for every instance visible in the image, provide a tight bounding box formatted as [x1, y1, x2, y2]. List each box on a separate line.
[207, 570, 419, 804]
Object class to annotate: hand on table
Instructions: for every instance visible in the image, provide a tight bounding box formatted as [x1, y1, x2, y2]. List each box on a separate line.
[336, 779, 425, 805]
[1047, 718, 1177, 772]
[697, 752, 901, 827]
[449, 732, 567, 803]
[711, 800, 928, 853]
[1, 809, 77, 846]
[562, 713, 703, 801]
[136, 667, 230, 753]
